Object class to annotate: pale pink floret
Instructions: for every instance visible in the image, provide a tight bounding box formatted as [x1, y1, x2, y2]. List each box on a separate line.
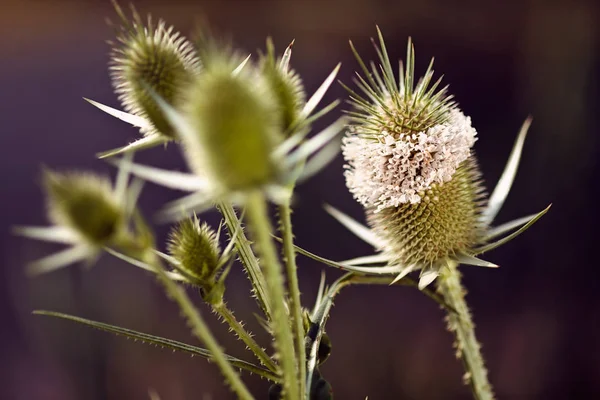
[342, 109, 477, 212]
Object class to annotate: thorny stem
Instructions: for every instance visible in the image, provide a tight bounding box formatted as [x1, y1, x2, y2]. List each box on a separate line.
[278, 198, 306, 398]
[213, 302, 278, 373]
[218, 201, 272, 320]
[437, 261, 495, 400]
[146, 252, 254, 400]
[245, 191, 299, 400]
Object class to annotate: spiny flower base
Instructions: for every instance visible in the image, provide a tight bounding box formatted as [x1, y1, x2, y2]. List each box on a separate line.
[367, 157, 487, 267]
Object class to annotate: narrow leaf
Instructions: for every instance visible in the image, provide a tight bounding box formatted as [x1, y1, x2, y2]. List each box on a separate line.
[301, 63, 341, 118]
[474, 204, 551, 255]
[27, 245, 93, 276]
[105, 247, 186, 281]
[97, 135, 168, 159]
[482, 117, 532, 224]
[33, 310, 278, 381]
[13, 225, 79, 244]
[324, 204, 381, 248]
[108, 158, 207, 192]
[483, 212, 539, 241]
[84, 98, 151, 129]
[454, 253, 499, 268]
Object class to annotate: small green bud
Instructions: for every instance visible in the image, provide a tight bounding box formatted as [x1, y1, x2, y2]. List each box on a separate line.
[44, 171, 125, 245]
[110, 9, 201, 138]
[260, 39, 306, 134]
[167, 216, 221, 284]
[182, 58, 282, 192]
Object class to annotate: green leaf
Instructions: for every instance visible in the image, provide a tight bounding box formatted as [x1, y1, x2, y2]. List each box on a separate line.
[33, 310, 279, 382]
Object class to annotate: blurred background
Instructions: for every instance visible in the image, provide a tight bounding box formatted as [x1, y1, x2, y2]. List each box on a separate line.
[1, 0, 599, 398]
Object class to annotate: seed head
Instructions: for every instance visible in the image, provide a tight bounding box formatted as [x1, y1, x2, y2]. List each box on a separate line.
[110, 7, 201, 138]
[44, 171, 125, 245]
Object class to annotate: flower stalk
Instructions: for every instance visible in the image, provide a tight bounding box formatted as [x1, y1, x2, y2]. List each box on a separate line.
[278, 196, 306, 398]
[245, 191, 299, 399]
[212, 302, 278, 372]
[437, 261, 494, 400]
[218, 201, 272, 319]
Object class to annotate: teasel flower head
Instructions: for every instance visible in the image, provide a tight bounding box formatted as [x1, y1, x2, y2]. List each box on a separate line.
[86, 2, 201, 158]
[119, 42, 345, 220]
[317, 28, 550, 288]
[159, 215, 236, 305]
[14, 156, 151, 275]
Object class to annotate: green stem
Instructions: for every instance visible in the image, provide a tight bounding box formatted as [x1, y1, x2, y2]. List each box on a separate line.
[437, 262, 495, 400]
[218, 201, 272, 320]
[278, 200, 306, 398]
[214, 303, 278, 373]
[245, 191, 299, 400]
[147, 253, 254, 400]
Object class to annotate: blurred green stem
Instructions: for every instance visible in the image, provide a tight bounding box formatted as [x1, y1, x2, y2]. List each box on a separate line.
[245, 191, 299, 400]
[278, 197, 306, 398]
[218, 201, 272, 319]
[437, 262, 495, 400]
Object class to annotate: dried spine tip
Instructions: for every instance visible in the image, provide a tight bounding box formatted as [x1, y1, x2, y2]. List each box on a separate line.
[368, 157, 487, 266]
[182, 59, 281, 191]
[110, 10, 200, 138]
[44, 171, 124, 245]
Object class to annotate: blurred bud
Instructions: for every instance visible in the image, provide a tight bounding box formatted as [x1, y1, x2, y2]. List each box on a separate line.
[110, 6, 201, 138]
[181, 56, 282, 192]
[44, 171, 125, 245]
[259, 38, 306, 134]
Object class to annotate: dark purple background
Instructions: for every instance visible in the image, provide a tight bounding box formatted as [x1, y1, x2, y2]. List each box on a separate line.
[2, 0, 599, 399]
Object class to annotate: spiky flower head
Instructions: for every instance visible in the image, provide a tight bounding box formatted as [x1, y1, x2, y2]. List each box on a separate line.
[342, 29, 487, 271]
[167, 216, 221, 282]
[44, 171, 126, 245]
[259, 39, 306, 134]
[167, 215, 228, 304]
[109, 4, 201, 139]
[180, 54, 283, 193]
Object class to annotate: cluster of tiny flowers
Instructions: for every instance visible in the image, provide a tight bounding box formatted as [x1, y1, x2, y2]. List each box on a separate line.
[342, 109, 477, 212]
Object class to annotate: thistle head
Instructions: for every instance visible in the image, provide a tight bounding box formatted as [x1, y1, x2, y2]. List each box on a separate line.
[259, 38, 306, 134]
[343, 29, 488, 272]
[167, 215, 228, 304]
[109, 4, 200, 138]
[180, 54, 282, 193]
[44, 171, 126, 245]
